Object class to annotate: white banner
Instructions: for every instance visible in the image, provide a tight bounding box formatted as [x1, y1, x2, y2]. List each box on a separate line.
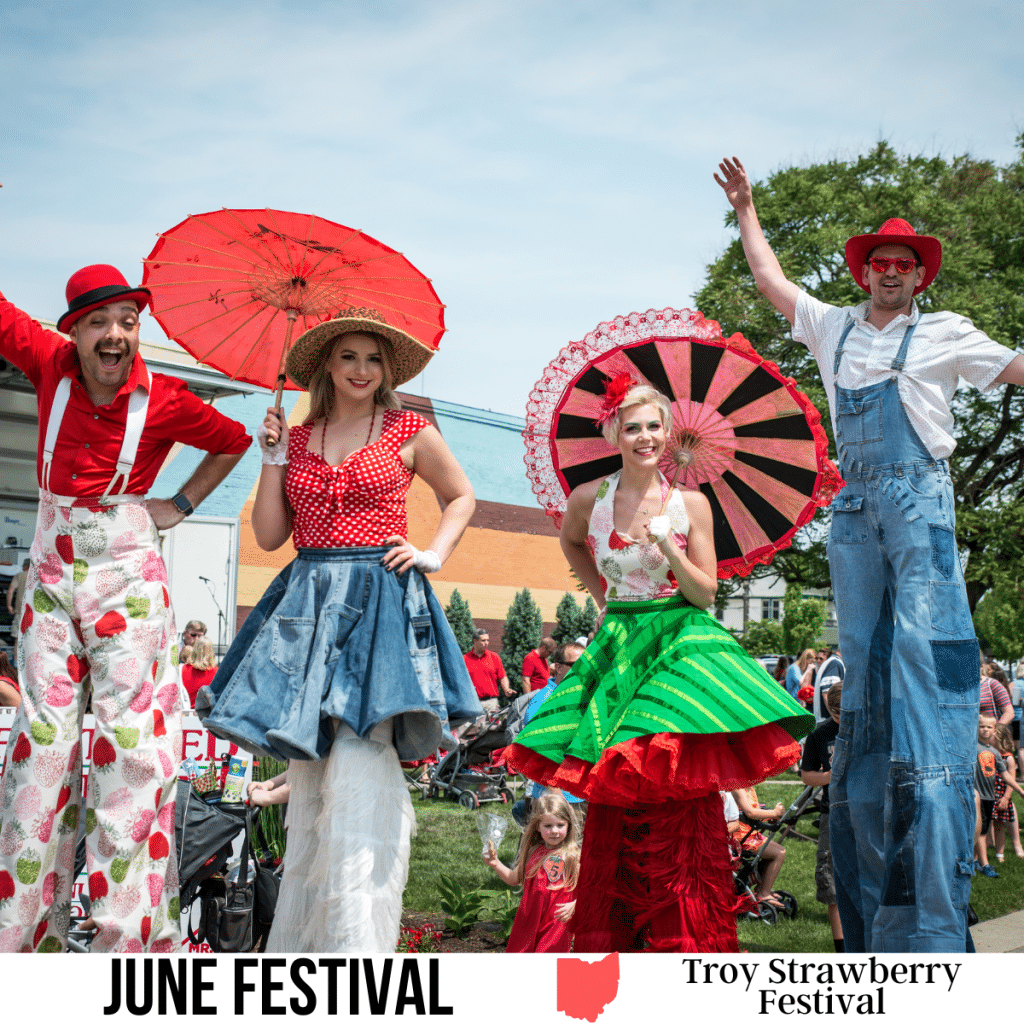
[0, 949, 996, 1021]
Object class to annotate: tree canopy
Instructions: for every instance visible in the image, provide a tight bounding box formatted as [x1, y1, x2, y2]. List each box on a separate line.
[551, 593, 583, 644]
[443, 589, 475, 654]
[694, 137, 1024, 608]
[781, 583, 827, 655]
[500, 589, 543, 696]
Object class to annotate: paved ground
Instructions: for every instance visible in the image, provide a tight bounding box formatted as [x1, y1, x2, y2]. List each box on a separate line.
[972, 908, 1024, 953]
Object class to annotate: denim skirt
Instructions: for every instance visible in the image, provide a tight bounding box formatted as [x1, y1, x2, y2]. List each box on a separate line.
[195, 547, 482, 763]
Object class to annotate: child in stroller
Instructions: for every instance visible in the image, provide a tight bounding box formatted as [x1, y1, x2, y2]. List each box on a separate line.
[724, 786, 815, 926]
[410, 704, 515, 808]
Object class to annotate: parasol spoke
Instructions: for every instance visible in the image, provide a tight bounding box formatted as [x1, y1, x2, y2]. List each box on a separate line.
[715, 365, 788, 418]
[175, 211, 303, 274]
[554, 436, 618, 469]
[732, 436, 817, 468]
[216, 208, 316, 278]
[727, 459, 819, 518]
[193, 306, 298, 369]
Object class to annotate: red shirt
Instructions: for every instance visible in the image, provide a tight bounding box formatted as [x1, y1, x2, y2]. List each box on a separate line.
[463, 649, 506, 700]
[181, 665, 216, 709]
[522, 650, 551, 691]
[285, 410, 431, 548]
[0, 296, 251, 497]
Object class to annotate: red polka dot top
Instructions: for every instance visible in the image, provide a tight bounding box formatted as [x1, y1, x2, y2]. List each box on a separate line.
[285, 409, 431, 549]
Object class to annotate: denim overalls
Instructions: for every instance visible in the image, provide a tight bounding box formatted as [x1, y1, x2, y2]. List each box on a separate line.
[826, 318, 979, 953]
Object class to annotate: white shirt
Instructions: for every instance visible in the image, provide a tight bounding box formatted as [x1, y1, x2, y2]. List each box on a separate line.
[722, 791, 739, 823]
[794, 293, 1015, 459]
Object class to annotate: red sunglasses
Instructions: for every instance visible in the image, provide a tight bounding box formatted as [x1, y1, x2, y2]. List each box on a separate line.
[867, 256, 919, 274]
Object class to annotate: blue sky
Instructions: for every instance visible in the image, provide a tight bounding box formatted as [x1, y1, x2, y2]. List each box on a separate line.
[2, 1, 1021, 416]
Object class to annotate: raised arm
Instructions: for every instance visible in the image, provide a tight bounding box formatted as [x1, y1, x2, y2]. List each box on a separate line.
[713, 157, 801, 325]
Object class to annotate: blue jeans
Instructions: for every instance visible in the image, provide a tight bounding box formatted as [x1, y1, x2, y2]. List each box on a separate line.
[196, 547, 482, 763]
[827, 464, 978, 952]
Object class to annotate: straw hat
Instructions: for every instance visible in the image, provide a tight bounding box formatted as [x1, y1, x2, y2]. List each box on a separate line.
[845, 218, 942, 295]
[285, 307, 436, 390]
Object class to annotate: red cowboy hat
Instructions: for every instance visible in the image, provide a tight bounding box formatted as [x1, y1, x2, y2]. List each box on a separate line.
[56, 264, 151, 334]
[845, 218, 942, 295]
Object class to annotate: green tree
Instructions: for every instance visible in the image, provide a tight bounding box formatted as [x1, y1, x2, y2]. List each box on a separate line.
[500, 589, 543, 697]
[443, 589, 475, 654]
[579, 597, 600, 636]
[781, 583, 827, 654]
[736, 619, 784, 657]
[973, 579, 1024, 662]
[551, 593, 583, 644]
[694, 137, 1024, 606]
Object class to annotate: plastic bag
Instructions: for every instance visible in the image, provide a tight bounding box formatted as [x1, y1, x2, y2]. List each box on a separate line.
[476, 812, 508, 857]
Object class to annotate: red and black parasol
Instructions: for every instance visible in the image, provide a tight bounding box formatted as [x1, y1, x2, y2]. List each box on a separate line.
[523, 307, 843, 579]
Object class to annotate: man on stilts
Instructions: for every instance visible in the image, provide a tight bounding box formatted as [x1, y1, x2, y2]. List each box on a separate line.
[714, 157, 1024, 952]
[0, 266, 250, 952]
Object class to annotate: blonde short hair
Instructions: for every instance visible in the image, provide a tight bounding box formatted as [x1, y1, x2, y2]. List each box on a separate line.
[307, 331, 402, 423]
[600, 384, 673, 445]
[189, 638, 217, 672]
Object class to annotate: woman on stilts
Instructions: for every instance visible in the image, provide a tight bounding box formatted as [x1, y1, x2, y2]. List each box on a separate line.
[197, 307, 482, 953]
[509, 378, 813, 952]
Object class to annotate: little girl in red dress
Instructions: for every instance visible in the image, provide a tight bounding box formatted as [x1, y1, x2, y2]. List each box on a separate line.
[484, 791, 580, 952]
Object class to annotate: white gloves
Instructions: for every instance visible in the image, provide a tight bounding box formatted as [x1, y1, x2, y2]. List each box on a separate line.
[647, 515, 671, 542]
[256, 422, 289, 466]
[410, 546, 442, 573]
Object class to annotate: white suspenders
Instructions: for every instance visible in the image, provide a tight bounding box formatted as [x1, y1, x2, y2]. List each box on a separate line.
[41, 375, 151, 499]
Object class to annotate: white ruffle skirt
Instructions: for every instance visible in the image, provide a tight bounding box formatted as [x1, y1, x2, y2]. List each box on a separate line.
[266, 719, 416, 953]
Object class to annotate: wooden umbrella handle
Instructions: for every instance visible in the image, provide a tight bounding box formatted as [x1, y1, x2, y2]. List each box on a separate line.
[658, 460, 686, 516]
[265, 311, 298, 447]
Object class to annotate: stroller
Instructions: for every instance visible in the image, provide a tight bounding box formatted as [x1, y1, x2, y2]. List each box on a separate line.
[419, 705, 515, 808]
[67, 779, 275, 952]
[731, 785, 817, 926]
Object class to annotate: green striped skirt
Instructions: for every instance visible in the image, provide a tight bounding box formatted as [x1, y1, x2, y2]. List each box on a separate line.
[508, 597, 813, 806]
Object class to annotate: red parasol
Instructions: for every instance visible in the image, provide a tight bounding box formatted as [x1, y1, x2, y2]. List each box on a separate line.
[142, 208, 445, 403]
[523, 308, 843, 579]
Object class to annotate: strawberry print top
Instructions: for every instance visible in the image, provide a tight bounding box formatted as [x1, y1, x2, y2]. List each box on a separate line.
[285, 409, 431, 548]
[587, 470, 690, 601]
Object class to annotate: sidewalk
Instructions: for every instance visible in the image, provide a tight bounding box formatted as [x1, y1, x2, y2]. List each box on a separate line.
[972, 908, 1024, 953]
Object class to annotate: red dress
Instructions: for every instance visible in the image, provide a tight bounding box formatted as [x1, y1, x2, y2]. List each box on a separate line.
[181, 665, 216, 709]
[506, 848, 574, 953]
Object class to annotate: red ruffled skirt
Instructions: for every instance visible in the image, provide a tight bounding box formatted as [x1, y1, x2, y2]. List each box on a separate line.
[508, 725, 801, 808]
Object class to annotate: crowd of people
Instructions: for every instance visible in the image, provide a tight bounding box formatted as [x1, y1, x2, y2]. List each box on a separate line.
[2, 152, 1024, 955]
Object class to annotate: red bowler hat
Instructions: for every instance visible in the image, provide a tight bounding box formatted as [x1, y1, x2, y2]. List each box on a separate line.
[56, 264, 151, 334]
[845, 218, 942, 295]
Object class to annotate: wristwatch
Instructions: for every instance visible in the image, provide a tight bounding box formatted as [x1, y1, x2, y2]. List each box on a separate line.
[171, 492, 194, 517]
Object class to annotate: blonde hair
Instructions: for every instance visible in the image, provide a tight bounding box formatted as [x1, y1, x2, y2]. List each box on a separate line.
[189, 638, 217, 672]
[179, 645, 193, 666]
[797, 648, 816, 672]
[993, 723, 1014, 756]
[515, 791, 580, 890]
[307, 330, 401, 422]
[600, 384, 673, 446]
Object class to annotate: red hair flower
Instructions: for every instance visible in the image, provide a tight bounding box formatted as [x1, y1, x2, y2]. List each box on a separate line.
[596, 373, 637, 426]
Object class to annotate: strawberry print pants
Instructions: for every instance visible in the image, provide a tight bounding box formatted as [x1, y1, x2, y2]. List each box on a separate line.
[0, 493, 182, 952]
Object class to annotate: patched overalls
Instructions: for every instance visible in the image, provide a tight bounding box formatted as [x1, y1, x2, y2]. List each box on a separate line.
[0, 377, 181, 953]
[826, 319, 979, 953]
